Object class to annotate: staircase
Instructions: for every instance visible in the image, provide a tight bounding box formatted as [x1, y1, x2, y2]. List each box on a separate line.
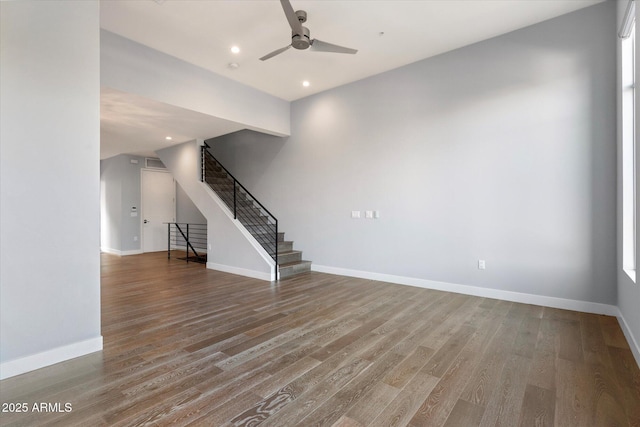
[277, 233, 312, 279]
[201, 145, 311, 279]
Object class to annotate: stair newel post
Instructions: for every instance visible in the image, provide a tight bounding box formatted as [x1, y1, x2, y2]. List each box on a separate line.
[167, 223, 171, 259]
[275, 220, 279, 280]
[186, 224, 190, 263]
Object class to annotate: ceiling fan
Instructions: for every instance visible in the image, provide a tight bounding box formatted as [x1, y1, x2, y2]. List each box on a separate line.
[260, 0, 358, 61]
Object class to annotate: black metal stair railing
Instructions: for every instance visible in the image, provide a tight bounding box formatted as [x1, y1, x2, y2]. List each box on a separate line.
[200, 143, 278, 268]
[167, 222, 207, 264]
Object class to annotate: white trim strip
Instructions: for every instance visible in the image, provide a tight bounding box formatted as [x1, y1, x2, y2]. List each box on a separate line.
[311, 264, 619, 316]
[0, 336, 103, 380]
[100, 248, 143, 256]
[100, 247, 121, 255]
[619, 0, 636, 39]
[617, 309, 640, 368]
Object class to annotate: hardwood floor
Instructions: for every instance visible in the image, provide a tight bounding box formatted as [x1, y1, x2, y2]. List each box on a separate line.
[1, 252, 638, 426]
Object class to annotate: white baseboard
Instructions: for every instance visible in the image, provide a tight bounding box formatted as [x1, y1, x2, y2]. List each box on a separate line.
[207, 262, 274, 281]
[122, 249, 143, 256]
[0, 336, 103, 380]
[311, 264, 619, 317]
[100, 247, 121, 255]
[100, 247, 143, 256]
[616, 309, 640, 368]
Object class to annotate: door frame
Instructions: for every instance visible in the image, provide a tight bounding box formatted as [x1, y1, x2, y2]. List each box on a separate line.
[140, 167, 176, 253]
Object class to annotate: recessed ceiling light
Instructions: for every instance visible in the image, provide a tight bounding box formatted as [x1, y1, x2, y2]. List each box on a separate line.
[231, 46, 240, 54]
[302, 80, 310, 87]
[165, 136, 172, 141]
[228, 62, 239, 69]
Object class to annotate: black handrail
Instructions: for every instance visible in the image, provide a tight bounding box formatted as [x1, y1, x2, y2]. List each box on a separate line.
[167, 222, 207, 264]
[200, 142, 279, 271]
[202, 143, 278, 221]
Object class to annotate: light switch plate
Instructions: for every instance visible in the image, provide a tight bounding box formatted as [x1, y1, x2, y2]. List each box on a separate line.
[351, 211, 361, 219]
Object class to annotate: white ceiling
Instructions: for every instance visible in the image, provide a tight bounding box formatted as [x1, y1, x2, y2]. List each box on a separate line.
[99, 0, 603, 159]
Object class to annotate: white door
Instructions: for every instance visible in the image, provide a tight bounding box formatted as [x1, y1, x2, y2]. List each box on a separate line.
[141, 169, 175, 253]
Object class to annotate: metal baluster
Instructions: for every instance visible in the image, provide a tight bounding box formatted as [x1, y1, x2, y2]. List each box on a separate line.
[233, 180, 237, 220]
[201, 146, 205, 182]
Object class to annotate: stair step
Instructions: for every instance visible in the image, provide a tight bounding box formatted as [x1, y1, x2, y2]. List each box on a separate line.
[216, 196, 256, 208]
[278, 250, 302, 264]
[253, 231, 284, 242]
[242, 226, 275, 236]
[216, 194, 256, 207]
[239, 212, 268, 221]
[244, 226, 277, 237]
[278, 260, 312, 279]
[278, 241, 293, 252]
[241, 222, 274, 232]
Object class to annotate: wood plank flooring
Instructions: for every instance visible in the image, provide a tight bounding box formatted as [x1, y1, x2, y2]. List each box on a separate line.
[1, 252, 638, 426]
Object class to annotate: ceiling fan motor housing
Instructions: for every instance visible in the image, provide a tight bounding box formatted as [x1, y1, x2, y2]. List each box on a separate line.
[292, 26, 311, 50]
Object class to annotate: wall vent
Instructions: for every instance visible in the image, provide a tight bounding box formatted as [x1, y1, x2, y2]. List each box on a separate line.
[145, 158, 166, 169]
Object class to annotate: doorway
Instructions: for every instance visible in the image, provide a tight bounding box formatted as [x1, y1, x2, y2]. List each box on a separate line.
[141, 168, 175, 253]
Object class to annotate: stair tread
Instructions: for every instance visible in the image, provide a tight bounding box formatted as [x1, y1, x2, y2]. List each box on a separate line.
[279, 250, 302, 255]
[278, 260, 312, 268]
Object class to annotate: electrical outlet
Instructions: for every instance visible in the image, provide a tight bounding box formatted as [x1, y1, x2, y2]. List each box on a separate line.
[134, 236, 138, 242]
[478, 260, 486, 270]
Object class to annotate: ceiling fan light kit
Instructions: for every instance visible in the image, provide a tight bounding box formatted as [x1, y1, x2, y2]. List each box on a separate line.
[260, 0, 358, 61]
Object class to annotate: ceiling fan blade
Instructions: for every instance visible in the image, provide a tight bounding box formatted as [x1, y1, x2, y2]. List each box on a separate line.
[280, 0, 303, 35]
[310, 39, 357, 55]
[260, 45, 292, 61]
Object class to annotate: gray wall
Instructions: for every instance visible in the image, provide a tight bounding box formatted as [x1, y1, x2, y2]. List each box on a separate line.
[100, 155, 205, 253]
[177, 183, 206, 224]
[210, 2, 617, 304]
[100, 154, 145, 253]
[100, 160, 122, 252]
[0, 1, 102, 371]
